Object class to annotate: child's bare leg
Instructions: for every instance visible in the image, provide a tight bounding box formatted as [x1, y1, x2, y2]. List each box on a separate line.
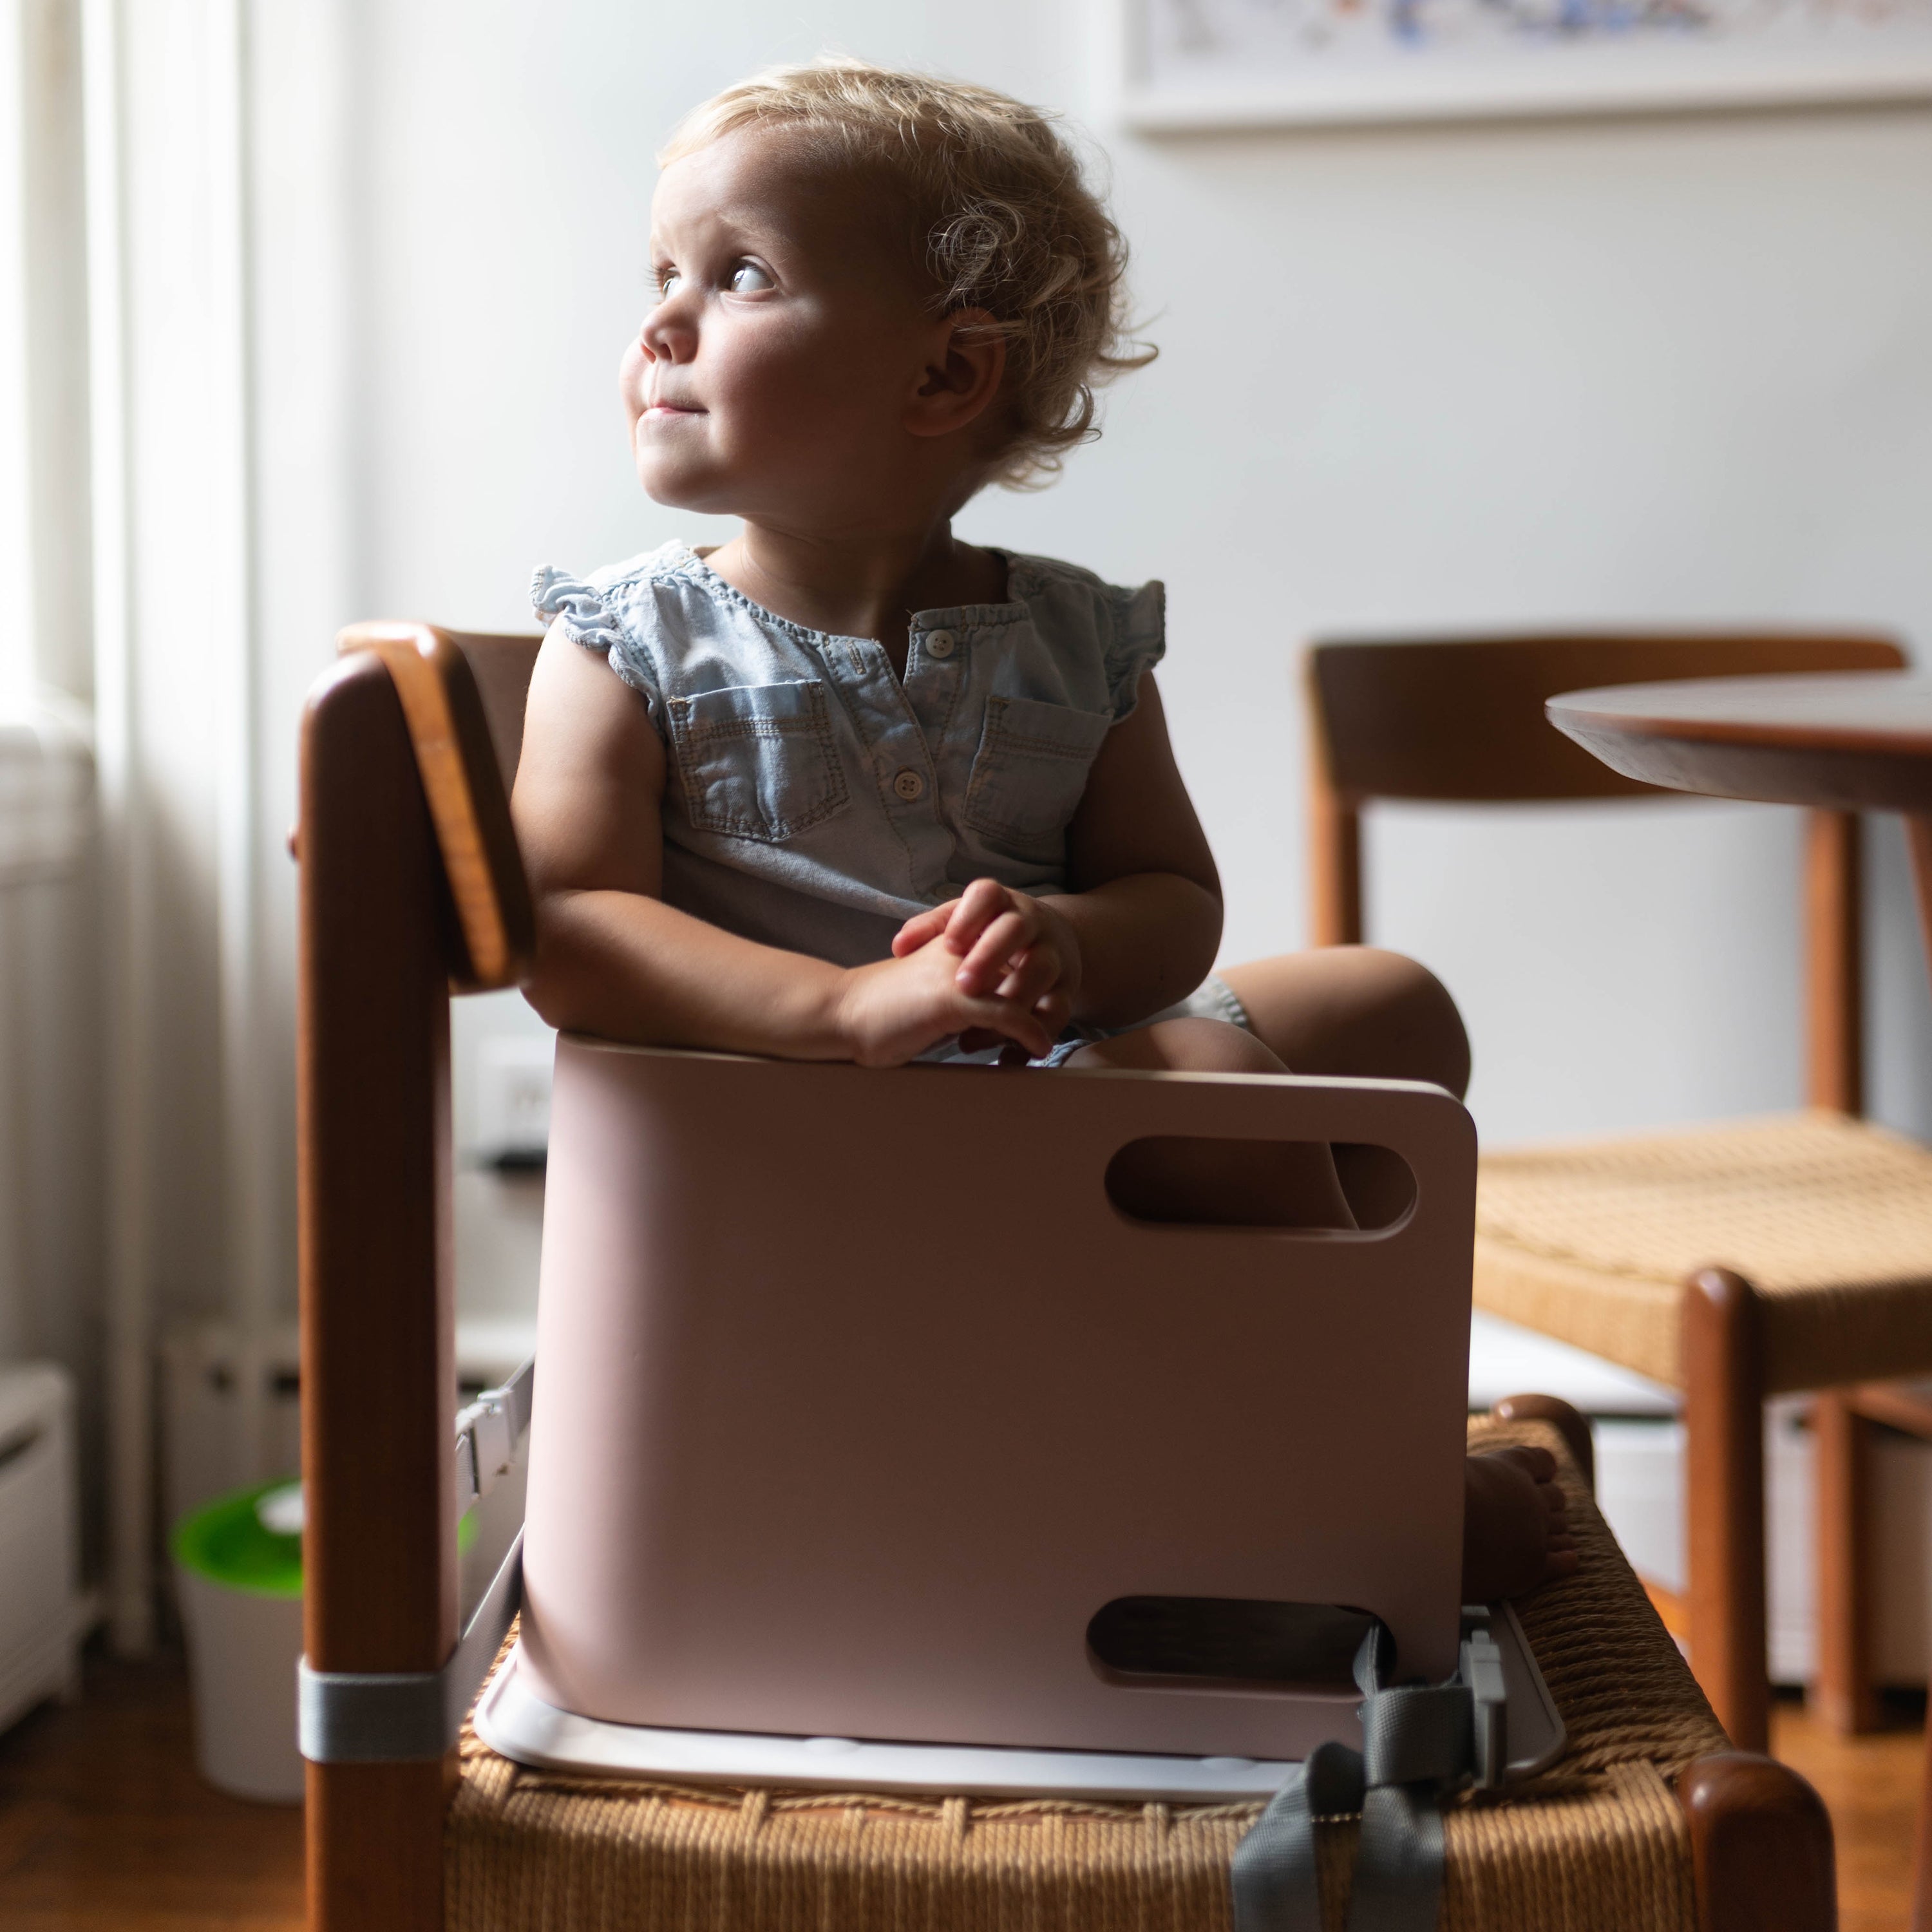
[1463, 1444, 1578, 1600]
[1219, 947, 1469, 1226]
[1066, 1018, 1357, 1229]
[1219, 947, 1471, 1099]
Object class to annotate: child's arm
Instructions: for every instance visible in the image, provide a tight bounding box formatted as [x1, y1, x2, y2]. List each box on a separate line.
[891, 677, 1224, 1030]
[513, 627, 1056, 1063]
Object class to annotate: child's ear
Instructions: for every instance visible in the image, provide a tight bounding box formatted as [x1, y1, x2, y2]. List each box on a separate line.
[905, 308, 1007, 439]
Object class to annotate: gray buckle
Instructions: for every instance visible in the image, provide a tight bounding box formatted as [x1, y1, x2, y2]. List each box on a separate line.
[455, 1359, 534, 1513]
[1459, 1609, 1509, 1790]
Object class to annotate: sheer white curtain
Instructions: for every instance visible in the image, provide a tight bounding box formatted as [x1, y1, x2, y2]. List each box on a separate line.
[0, 6, 30, 713]
[0, 0, 107, 1616]
[44, 0, 296, 1653]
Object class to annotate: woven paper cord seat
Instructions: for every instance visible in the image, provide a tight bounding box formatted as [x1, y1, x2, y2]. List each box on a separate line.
[1475, 1110, 1932, 1395]
[446, 1416, 1728, 1932]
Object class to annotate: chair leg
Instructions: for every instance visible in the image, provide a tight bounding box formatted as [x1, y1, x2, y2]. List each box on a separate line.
[1679, 1752, 1836, 1932]
[1684, 1268, 1770, 1754]
[1913, 1712, 1932, 1932]
[1812, 1390, 1878, 1736]
[308, 1761, 450, 1932]
[301, 658, 458, 1932]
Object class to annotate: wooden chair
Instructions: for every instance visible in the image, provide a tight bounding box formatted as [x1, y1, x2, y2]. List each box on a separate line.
[299, 622, 1839, 1932]
[1304, 629, 1932, 1755]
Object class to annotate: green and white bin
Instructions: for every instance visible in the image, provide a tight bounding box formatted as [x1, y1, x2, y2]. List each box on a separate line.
[171, 1479, 306, 1804]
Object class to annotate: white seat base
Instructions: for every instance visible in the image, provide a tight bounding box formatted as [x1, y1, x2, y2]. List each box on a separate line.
[473, 1604, 1564, 1804]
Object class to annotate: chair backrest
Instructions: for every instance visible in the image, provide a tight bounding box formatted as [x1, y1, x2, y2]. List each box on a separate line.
[1303, 631, 1908, 1114]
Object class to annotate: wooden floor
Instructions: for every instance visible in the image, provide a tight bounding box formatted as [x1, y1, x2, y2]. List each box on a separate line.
[0, 1649, 303, 1930]
[0, 1650, 1922, 1929]
[1774, 1687, 1926, 1932]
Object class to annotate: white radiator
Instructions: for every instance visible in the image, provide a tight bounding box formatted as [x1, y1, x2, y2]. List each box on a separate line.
[0, 724, 96, 1716]
[0, 1364, 85, 1734]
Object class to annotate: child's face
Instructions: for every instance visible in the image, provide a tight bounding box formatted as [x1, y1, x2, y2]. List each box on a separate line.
[625, 128, 956, 524]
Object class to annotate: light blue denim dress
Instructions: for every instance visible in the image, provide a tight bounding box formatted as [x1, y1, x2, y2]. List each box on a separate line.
[530, 540, 1249, 1065]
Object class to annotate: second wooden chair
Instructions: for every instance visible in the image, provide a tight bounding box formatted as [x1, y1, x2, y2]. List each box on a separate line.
[1304, 629, 1932, 1753]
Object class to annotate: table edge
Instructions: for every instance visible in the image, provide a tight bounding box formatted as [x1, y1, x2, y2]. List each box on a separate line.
[1547, 677, 1932, 761]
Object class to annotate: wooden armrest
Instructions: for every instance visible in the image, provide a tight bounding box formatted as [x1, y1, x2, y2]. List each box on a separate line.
[336, 621, 535, 991]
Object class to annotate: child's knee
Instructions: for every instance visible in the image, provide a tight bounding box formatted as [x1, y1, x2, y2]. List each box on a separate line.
[1347, 944, 1452, 1010]
[1350, 947, 1470, 1098]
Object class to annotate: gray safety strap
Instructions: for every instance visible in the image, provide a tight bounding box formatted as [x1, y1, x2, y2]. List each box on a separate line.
[1233, 1612, 1502, 1932]
[1229, 1740, 1366, 1931]
[298, 1358, 535, 1765]
[1347, 1783, 1444, 1931]
[299, 1528, 524, 1761]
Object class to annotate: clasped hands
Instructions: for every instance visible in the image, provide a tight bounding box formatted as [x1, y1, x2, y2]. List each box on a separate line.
[832, 878, 1081, 1067]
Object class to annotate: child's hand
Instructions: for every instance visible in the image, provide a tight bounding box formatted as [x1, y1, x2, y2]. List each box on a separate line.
[892, 880, 1083, 1041]
[835, 931, 1058, 1068]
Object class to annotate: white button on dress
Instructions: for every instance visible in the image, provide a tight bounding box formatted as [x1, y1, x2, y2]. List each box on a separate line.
[925, 629, 956, 659]
[892, 768, 927, 802]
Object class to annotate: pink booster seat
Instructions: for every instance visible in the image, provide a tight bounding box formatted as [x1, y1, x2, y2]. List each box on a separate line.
[514, 1038, 1479, 1766]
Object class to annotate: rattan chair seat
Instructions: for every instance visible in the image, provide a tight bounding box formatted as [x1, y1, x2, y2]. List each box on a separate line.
[1474, 1109, 1932, 1394]
[446, 1417, 1725, 1932]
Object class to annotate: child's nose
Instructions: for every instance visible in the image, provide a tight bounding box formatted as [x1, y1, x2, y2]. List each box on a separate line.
[639, 302, 695, 364]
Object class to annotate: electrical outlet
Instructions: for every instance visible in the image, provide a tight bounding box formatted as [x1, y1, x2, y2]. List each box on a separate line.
[475, 1036, 553, 1164]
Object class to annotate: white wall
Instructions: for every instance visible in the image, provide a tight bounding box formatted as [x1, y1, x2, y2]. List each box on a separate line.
[1090, 103, 1932, 1142]
[253, 3, 1932, 1202]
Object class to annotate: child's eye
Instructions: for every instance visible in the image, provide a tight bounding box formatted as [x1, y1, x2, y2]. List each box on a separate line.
[654, 267, 684, 298]
[728, 261, 773, 294]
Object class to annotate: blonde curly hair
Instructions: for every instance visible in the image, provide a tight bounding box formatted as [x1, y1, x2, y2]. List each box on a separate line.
[659, 58, 1155, 491]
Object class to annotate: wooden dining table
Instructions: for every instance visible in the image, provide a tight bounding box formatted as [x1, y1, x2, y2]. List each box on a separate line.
[1548, 665, 1932, 1932]
[1548, 670, 1932, 984]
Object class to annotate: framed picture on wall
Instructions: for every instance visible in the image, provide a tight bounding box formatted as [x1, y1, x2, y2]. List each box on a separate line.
[1117, 0, 1932, 127]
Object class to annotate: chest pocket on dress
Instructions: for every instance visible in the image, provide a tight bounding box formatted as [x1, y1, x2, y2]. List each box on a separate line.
[961, 694, 1113, 862]
[665, 680, 849, 843]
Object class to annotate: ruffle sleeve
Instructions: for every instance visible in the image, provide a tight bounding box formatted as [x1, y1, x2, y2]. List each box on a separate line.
[530, 565, 660, 712]
[1100, 578, 1166, 721]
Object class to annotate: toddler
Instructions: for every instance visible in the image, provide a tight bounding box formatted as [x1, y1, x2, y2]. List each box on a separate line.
[512, 58, 1573, 1602]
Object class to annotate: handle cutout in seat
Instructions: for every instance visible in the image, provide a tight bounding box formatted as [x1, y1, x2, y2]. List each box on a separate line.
[1087, 1595, 1376, 1694]
[1104, 1137, 1414, 1231]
